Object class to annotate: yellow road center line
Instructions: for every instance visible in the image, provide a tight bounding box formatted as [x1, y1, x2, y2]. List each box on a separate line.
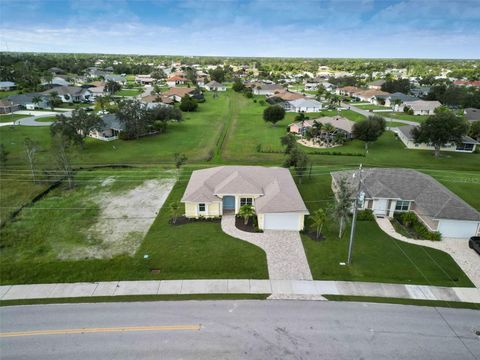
[0, 324, 201, 338]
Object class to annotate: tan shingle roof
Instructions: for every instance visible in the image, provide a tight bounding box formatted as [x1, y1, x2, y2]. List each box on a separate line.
[181, 166, 309, 214]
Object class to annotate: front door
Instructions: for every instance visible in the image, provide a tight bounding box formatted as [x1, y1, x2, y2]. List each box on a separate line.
[223, 196, 235, 211]
[373, 199, 389, 217]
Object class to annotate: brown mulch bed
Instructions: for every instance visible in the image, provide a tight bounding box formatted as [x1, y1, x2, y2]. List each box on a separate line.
[235, 216, 262, 233]
[169, 216, 221, 226]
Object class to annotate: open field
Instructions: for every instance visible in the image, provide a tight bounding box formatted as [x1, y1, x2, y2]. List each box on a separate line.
[0, 167, 268, 284]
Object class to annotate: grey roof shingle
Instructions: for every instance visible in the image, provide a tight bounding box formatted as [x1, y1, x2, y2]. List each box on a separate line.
[182, 166, 309, 214]
[331, 168, 480, 221]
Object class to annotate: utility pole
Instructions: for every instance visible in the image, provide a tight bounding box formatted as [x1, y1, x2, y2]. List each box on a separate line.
[347, 164, 363, 265]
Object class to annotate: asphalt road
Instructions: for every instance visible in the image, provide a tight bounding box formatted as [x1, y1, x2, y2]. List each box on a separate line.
[1, 300, 479, 359]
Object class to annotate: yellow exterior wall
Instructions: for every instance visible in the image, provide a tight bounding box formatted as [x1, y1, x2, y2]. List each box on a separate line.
[184, 202, 221, 218]
[185, 203, 197, 217]
[257, 214, 264, 230]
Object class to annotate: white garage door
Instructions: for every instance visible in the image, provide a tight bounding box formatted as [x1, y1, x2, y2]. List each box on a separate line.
[264, 213, 301, 231]
[437, 220, 480, 238]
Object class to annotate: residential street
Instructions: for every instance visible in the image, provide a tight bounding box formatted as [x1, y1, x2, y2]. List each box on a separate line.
[342, 102, 419, 125]
[1, 301, 479, 359]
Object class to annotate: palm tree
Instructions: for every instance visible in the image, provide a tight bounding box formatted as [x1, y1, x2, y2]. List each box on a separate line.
[322, 123, 336, 147]
[169, 202, 182, 224]
[332, 178, 353, 238]
[48, 91, 60, 110]
[309, 209, 327, 239]
[312, 120, 323, 139]
[238, 204, 255, 225]
[32, 96, 42, 109]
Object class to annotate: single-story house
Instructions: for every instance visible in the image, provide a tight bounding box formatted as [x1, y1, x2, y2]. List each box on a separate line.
[289, 116, 354, 139]
[104, 74, 126, 85]
[135, 75, 155, 85]
[181, 166, 309, 231]
[141, 94, 174, 107]
[353, 89, 391, 104]
[402, 100, 441, 115]
[196, 77, 206, 87]
[335, 86, 361, 97]
[367, 80, 386, 90]
[396, 124, 478, 153]
[0, 81, 16, 91]
[270, 90, 304, 102]
[464, 108, 480, 122]
[88, 85, 106, 99]
[204, 81, 226, 92]
[0, 99, 19, 114]
[8, 93, 48, 110]
[287, 98, 323, 113]
[42, 76, 70, 87]
[166, 75, 187, 87]
[331, 168, 480, 238]
[410, 86, 431, 97]
[384, 92, 419, 110]
[163, 87, 203, 102]
[304, 82, 320, 91]
[89, 114, 125, 141]
[48, 67, 65, 75]
[43, 86, 92, 103]
[252, 83, 284, 96]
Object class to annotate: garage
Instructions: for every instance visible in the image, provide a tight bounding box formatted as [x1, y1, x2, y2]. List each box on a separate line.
[437, 219, 480, 238]
[263, 212, 302, 231]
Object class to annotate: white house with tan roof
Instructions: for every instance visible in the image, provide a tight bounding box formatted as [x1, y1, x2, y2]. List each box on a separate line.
[181, 166, 309, 231]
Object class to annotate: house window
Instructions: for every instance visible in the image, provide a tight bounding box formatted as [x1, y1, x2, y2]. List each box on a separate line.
[198, 203, 206, 212]
[395, 200, 410, 211]
[240, 198, 253, 206]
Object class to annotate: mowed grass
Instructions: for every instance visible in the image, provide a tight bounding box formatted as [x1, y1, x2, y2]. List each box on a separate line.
[297, 172, 474, 287]
[0, 167, 268, 284]
[115, 89, 143, 97]
[356, 104, 389, 111]
[0, 114, 30, 123]
[0, 92, 230, 166]
[0, 90, 19, 99]
[386, 112, 429, 122]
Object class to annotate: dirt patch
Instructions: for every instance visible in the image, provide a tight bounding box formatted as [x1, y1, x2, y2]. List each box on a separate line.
[59, 178, 175, 260]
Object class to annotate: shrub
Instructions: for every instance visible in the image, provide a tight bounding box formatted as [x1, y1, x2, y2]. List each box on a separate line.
[357, 209, 374, 221]
[394, 212, 441, 241]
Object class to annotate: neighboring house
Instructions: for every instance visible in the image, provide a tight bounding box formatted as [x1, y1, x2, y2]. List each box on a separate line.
[163, 87, 203, 102]
[43, 86, 92, 103]
[89, 114, 125, 141]
[384, 92, 419, 110]
[166, 75, 187, 87]
[410, 86, 431, 97]
[0, 99, 19, 114]
[104, 74, 126, 85]
[367, 80, 386, 90]
[42, 76, 70, 87]
[252, 83, 284, 96]
[453, 80, 480, 87]
[464, 108, 480, 122]
[48, 67, 65, 74]
[135, 75, 155, 85]
[270, 89, 304, 102]
[8, 93, 48, 110]
[141, 94, 174, 108]
[402, 100, 441, 115]
[0, 81, 16, 91]
[331, 168, 480, 238]
[89, 85, 106, 99]
[396, 124, 478, 153]
[335, 86, 361, 97]
[353, 89, 390, 104]
[289, 116, 354, 139]
[204, 81, 226, 92]
[287, 98, 323, 113]
[196, 77, 206, 87]
[304, 82, 320, 91]
[181, 166, 309, 231]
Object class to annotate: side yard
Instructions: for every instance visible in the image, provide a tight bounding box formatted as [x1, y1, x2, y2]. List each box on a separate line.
[297, 172, 474, 287]
[0, 167, 268, 284]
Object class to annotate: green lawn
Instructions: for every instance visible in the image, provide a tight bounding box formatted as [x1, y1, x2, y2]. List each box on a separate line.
[0, 90, 19, 99]
[297, 173, 474, 287]
[0, 114, 29, 123]
[115, 89, 143, 97]
[35, 116, 57, 122]
[386, 112, 429, 122]
[356, 104, 390, 111]
[0, 167, 268, 284]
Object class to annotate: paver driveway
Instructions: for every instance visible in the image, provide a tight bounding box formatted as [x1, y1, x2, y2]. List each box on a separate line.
[221, 215, 312, 280]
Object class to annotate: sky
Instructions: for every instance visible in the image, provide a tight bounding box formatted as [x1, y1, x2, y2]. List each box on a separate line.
[0, 0, 479, 59]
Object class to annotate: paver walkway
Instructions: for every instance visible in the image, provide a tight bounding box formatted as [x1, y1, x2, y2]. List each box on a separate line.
[376, 217, 480, 288]
[221, 215, 312, 280]
[1, 279, 479, 303]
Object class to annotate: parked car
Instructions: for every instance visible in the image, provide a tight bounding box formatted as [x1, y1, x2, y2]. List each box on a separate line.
[469, 236, 480, 255]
